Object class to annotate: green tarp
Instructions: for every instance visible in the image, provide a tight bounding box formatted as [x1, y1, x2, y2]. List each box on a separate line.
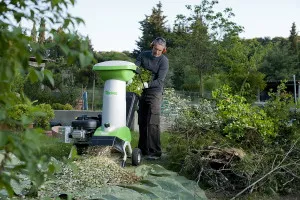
[70, 164, 208, 200]
[1, 151, 208, 200]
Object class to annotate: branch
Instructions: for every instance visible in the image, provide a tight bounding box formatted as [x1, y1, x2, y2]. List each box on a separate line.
[230, 138, 300, 200]
[282, 167, 300, 179]
[196, 167, 204, 185]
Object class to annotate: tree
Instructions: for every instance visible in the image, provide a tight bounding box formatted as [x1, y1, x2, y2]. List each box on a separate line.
[260, 42, 299, 81]
[38, 18, 46, 44]
[0, 0, 93, 197]
[132, 1, 168, 57]
[217, 37, 267, 100]
[95, 51, 133, 63]
[288, 22, 300, 70]
[288, 22, 298, 54]
[31, 22, 37, 42]
[187, 0, 244, 40]
[186, 18, 215, 95]
[168, 0, 243, 95]
[256, 37, 272, 46]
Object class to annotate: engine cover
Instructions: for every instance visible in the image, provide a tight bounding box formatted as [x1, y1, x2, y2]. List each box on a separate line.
[71, 119, 100, 131]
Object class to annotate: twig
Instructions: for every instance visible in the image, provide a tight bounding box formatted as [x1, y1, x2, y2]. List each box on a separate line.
[283, 178, 294, 186]
[271, 154, 278, 169]
[282, 167, 300, 179]
[196, 167, 203, 185]
[230, 138, 300, 200]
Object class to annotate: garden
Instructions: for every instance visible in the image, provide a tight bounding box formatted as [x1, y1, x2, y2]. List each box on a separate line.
[1, 0, 300, 199]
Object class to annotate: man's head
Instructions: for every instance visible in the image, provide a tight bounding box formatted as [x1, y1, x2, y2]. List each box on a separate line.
[150, 37, 167, 57]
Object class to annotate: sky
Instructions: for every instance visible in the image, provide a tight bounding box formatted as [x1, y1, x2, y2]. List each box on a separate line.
[69, 0, 300, 52]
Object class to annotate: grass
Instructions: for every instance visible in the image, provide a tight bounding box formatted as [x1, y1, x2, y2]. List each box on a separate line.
[38, 130, 171, 162]
[38, 134, 73, 160]
[130, 130, 171, 152]
[130, 130, 172, 168]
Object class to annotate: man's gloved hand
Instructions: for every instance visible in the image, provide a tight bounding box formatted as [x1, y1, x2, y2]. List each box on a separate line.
[126, 79, 133, 86]
[143, 82, 148, 89]
[135, 67, 141, 74]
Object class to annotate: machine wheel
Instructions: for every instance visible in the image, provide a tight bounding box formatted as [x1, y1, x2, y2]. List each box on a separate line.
[121, 160, 126, 168]
[132, 148, 142, 166]
[75, 144, 89, 155]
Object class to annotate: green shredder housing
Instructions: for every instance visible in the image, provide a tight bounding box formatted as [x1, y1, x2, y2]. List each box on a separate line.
[93, 60, 137, 81]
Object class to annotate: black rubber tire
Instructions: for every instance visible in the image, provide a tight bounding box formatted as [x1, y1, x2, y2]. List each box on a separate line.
[132, 148, 142, 166]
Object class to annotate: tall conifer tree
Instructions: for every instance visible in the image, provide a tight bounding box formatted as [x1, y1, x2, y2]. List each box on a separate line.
[133, 1, 168, 57]
[31, 22, 37, 42]
[38, 18, 46, 44]
[288, 22, 298, 54]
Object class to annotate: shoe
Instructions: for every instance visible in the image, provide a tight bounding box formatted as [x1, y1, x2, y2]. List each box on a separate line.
[149, 152, 161, 157]
[145, 155, 161, 160]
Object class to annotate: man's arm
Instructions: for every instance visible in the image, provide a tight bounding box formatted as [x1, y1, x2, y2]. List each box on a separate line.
[149, 57, 169, 88]
[135, 52, 143, 67]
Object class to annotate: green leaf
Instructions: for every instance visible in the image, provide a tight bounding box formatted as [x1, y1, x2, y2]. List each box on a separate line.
[3, 178, 14, 197]
[0, 110, 6, 121]
[27, 68, 38, 83]
[79, 53, 86, 67]
[43, 69, 54, 87]
[63, 18, 70, 28]
[59, 44, 69, 55]
[0, 133, 8, 147]
[48, 163, 56, 174]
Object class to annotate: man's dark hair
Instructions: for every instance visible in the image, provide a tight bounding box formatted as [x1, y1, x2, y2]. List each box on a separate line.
[152, 37, 166, 48]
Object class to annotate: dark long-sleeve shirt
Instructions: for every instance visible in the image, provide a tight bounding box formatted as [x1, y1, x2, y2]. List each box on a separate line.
[135, 50, 169, 93]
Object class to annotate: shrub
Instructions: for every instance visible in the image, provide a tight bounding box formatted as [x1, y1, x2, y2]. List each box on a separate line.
[212, 85, 276, 143]
[52, 103, 73, 110]
[6, 103, 54, 130]
[263, 81, 298, 146]
[6, 104, 33, 129]
[38, 135, 73, 160]
[24, 80, 81, 107]
[165, 88, 222, 171]
[172, 98, 220, 137]
[166, 84, 300, 198]
[32, 103, 55, 129]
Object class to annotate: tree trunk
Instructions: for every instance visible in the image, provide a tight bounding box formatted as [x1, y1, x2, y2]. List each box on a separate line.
[199, 69, 203, 97]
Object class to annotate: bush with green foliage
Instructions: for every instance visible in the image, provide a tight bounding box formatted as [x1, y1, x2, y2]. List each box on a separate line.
[6, 103, 54, 130]
[212, 85, 276, 143]
[51, 103, 73, 110]
[24, 80, 81, 107]
[166, 83, 300, 198]
[263, 81, 298, 146]
[164, 88, 221, 170]
[32, 103, 54, 129]
[38, 135, 73, 160]
[172, 98, 220, 137]
[0, 0, 93, 197]
[161, 88, 191, 117]
[6, 104, 33, 129]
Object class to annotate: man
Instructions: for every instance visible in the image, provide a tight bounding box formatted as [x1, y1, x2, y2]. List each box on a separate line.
[135, 37, 169, 159]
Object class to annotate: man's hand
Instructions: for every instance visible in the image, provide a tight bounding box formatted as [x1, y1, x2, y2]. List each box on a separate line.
[126, 79, 133, 86]
[143, 82, 148, 89]
[135, 67, 141, 74]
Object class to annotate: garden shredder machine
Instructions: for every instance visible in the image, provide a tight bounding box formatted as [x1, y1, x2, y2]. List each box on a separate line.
[68, 60, 142, 167]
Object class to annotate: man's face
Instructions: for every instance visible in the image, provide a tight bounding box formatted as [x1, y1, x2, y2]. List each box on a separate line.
[151, 44, 165, 57]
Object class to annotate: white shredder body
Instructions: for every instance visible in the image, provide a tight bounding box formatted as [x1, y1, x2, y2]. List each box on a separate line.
[102, 79, 126, 130]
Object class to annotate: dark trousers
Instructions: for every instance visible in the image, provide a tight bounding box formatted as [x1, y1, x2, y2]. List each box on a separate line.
[138, 92, 162, 156]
